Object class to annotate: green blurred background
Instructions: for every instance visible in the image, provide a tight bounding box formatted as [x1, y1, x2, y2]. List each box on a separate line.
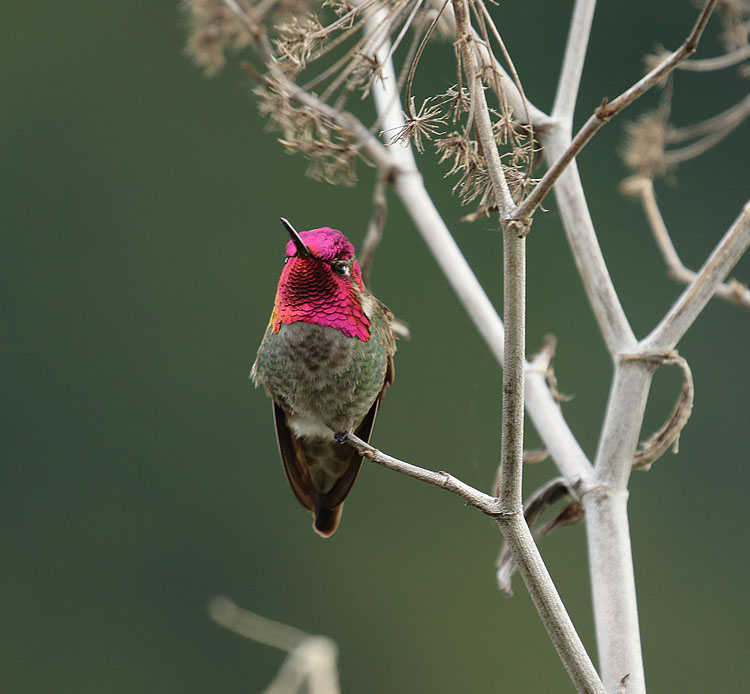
[3, 1, 748, 691]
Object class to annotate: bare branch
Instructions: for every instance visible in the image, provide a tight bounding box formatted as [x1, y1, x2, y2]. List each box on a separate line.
[526, 339, 594, 482]
[506, 0, 729, 356]
[498, 216, 527, 512]
[451, 0, 526, 519]
[645, 199, 750, 351]
[208, 597, 342, 694]
[538, 128, 637, 354]
[344, 432, 498, 511]
[513, 0, 720, 222]
[359, 173, 389, 283]
[666, 92, 750, 144]
[499, 514, 605, 694]
[584, 358, 660, 692]
[452, 0, 515, 217]
[587, 190, 748, 688]
[584, 486, 646, 692]
[497, 478, 583, 595]
[677, 43, 750, 70]
[209, 596, 308, 650]
[344, 433, 606, 694]
[551, 0, 599, 124]
[186, 3, 749, 694]
[623, 177, 750, 309]
[364, 0, 593, 493]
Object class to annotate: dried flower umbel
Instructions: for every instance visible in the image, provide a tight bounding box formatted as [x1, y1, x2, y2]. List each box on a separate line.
[715, 0, 750, 52]
[183, 0, 537, 207]
[622, 109, 671, 180]
[182, 0, 255, 75]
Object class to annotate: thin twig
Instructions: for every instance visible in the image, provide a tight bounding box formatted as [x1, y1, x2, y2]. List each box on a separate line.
[364, 0, 593, 491]
[626, 178, 750, 309]
[434, 0, 553, 127]
[452, 0, 515, 216]
[344, 432, 499, 511]
[513, 0, 719, 222]
[677, 43, 750, 71]
[666, 92, 750, 143]
[360, 173, 389, 283]
[344, 431, 606, 694]
[266, 64, 401, 173]
[451, 0, 526, 515]
[644, 199, 750, 351]
[498, 219, 526, 511]
[224, 0, 402, 176]
[663, 123, 746, 164]
[449, 10, 604, 690]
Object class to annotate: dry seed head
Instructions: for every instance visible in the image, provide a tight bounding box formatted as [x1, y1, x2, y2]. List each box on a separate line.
[257, 77, 358, 185]
[182, 0, 253, 76]
[622, 110, 670, 179]
[438, 85, 471, 123]
[716, 0, 750, 51]
[275, 15, 327, 70]
[386, 96, 447, 152]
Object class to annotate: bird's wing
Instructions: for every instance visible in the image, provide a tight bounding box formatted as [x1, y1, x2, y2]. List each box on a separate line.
[273, 401, 316, 513]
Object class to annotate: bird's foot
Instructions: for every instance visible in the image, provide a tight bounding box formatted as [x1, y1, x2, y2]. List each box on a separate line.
[334, 430, 351, 445]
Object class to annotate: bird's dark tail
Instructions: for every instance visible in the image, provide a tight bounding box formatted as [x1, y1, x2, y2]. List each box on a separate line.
[313, 506, 343, 538]
[273, 399, 382, 538]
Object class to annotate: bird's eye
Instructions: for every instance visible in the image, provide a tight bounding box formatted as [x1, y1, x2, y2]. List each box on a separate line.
[332, 262, 350, 276]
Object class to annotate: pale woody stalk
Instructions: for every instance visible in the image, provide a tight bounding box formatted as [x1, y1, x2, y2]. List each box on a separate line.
[451, 0, 603, 689]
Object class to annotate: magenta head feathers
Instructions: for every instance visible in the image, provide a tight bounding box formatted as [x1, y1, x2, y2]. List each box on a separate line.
[270, 218, 370, 341]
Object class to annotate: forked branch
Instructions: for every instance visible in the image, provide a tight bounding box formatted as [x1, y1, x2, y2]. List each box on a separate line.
[645, 199, 750, 351]
[624, 177, 750, 310]
[512, 0, 720, 222]
[344, 432, 606, 694]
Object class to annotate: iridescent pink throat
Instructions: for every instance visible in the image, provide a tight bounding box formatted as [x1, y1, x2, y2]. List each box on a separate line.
[270, 228, 370, 342]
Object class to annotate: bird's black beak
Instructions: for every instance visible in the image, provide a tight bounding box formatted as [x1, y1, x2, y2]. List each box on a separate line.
[280, 217, 311, 258]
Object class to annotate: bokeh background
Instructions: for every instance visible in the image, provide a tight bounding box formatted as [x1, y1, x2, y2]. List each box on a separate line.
[3, 1, 749, 692]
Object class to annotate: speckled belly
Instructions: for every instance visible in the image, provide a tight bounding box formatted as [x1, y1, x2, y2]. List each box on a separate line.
[253, 321, 388, 436]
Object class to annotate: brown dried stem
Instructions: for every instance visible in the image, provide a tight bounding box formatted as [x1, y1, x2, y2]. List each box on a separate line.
[359, 173, 389, 283]
[626, 351, 695, 471]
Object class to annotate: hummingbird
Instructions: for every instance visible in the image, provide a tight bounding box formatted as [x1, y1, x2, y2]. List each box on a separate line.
[251, 218, 396, 537]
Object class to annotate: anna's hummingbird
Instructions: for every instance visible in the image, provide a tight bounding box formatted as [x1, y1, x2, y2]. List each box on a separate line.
[251, 218, 396, 537]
